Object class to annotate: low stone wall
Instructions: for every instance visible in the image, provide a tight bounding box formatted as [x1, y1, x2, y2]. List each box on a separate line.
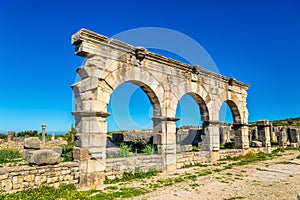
[0, 162, 79, 193]
[105, 154, 162, 179]
[176, 152, 210, 168]
[219, 149, 244, 159]
[0, 142, 23, 151]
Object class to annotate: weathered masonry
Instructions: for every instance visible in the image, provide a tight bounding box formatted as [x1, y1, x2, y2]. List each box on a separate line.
[71, 29, 250, 189]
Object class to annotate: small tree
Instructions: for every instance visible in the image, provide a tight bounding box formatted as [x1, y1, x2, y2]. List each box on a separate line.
[66, 124, 76, 146]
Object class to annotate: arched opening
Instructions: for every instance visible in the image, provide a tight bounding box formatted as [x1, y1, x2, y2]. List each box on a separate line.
[175, 93, 208, 152]
[106, 81, 161, 157]
[219, 100, 241, 149]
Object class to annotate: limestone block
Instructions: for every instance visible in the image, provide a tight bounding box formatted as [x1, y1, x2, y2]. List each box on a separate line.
[73, 147, 91, 161]
[52, 146, 62, 156]
[27, 150, 60, 165]
[24, 175, 34, 182]
[180, 144, 193, 152]
[24, 137, 40, 149]
[1, 179, 12, 191]
[251, 141, 262, 148]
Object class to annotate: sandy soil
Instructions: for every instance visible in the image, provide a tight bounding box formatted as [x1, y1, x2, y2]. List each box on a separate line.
[115, 150, 300, 200]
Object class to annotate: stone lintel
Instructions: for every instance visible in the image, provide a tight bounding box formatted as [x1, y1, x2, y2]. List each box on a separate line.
[152, 117, 180, 122]
[72, 111, 110, 118]
[256, 120, 270, 127]
[233, 123, 249, 128]
[71, 29, 249, 91]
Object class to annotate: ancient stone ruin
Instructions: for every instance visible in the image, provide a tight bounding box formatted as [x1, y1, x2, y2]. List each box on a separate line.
[71, 28, 250, 189]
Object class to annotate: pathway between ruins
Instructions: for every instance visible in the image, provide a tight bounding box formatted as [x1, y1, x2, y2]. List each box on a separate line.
[123, 150, 300, 200]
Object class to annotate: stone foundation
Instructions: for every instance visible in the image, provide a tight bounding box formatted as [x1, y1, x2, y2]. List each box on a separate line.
[0, 162, 79, 193]
[105, 154, 162, 179]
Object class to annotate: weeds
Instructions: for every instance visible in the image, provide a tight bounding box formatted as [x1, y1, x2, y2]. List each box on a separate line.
[0, 149, 21, 164]
[142, 144, 155, 155]
[117, 143, 132, 157]
[104, 168, 158, 184]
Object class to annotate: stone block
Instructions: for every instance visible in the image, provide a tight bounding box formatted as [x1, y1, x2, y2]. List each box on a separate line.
[27, 150, 60, 165]
[73, 147, 91, 161]
[180, 144, 193, 152]
[251, 141, 262, 148]
[52, 146, 62, 156]
[24, 137, 40, 149]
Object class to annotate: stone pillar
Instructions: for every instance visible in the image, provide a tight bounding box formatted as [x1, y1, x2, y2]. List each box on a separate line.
[51, 133, 55, 141]
[7, 131, 15, 142]
[289, 128, 299, 147]
[277, 128, 288, 147]
[202, 121, 221, 151]
[257, 120, 271, 152]
[41, 124, 46, 143]
[73, 111, 109, 190]
[152, 117, 178, 172]
[233, 124, 249, 149]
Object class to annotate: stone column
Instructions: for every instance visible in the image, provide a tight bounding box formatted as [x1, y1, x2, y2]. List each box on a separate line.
[257, 120, 271, 152]
[41, 124, 46, 143]
[201, 121, 221, 161]
[73, 111, 109, 190]
[233, 124, 249, 149]
[277, 128, 288, 147]
[7, 131, 15, 142]
[152, 117, 178, 172]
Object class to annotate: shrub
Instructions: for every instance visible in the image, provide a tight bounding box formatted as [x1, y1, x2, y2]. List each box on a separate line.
[224, 142, 235, 149]
[62, 145, 73, 162]
[66, 124, 76, 145]
[117, 143, 132, 157]
[0, 133, 7, 140]
[142, 144, 155, 155]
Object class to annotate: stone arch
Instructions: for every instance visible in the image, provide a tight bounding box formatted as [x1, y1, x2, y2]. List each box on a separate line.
[176, 92, 209, 123]
[217, 91, 244, 124]
[100, 66, 164, 118]
[173, 82, 211, 122]
[222, 100, 241, 124]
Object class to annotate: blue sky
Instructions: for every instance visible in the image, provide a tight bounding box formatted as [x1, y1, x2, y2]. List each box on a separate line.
[0, 0, 299, 133]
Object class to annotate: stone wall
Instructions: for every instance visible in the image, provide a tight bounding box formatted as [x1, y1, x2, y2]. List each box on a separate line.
[0, 162, 79, 193]
[0, 141, 23, 151]
[105, 155, 162, 179]
[176, 152, 210, 168]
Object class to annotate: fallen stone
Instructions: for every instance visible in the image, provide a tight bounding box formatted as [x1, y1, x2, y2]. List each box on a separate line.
[24, 137, 40, 149]
[106, 147, 121, 158]
[27, 150, 60, 165]
[180, 144, 193, 152]
[251, 141, 262, 148]
[52, 146, 62, 156]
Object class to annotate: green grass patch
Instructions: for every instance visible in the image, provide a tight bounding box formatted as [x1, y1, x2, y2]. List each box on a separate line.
[104, 168, 158, 184]
[0, 149, 22, 164]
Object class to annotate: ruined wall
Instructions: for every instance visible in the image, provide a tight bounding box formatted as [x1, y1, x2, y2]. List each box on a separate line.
[105, 155, 162, 179]
[176, 152, 210, 168]
[0, 162, 79, 193]
[0, 142, 23, 151]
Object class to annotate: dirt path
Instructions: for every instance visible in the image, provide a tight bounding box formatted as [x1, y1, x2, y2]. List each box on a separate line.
[112, 150, 300, 200]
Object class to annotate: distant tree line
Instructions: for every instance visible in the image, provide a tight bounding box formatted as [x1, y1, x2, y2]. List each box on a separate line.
[17, 130, 38, 137]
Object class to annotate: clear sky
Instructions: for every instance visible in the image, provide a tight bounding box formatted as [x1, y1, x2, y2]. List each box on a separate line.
[0, 0, 299, 133]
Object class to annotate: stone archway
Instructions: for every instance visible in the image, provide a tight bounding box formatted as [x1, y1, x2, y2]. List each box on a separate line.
[71, 28, 250, 188]
[217, 90, 249, 150]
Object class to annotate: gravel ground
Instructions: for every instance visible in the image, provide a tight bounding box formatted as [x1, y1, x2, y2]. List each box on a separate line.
[123, 150, 300, 200]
